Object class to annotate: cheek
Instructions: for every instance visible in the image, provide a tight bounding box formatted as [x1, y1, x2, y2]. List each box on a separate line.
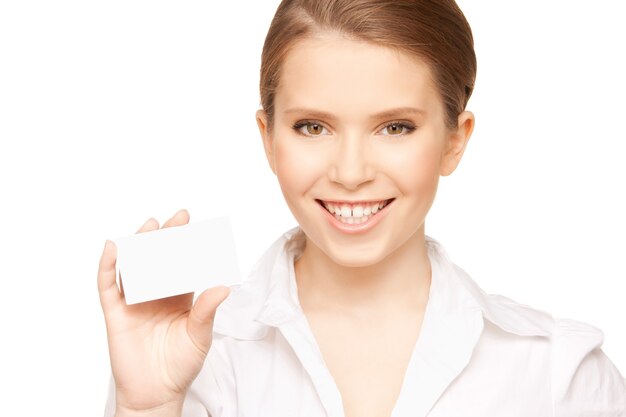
[274, 140, 322, 203]
[377, 139, 442, 195]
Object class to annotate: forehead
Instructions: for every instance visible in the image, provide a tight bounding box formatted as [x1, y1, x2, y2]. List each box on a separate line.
[275, 32, 442, 119]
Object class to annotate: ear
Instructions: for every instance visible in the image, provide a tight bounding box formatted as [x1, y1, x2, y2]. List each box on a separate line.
[256, 109, 276, 175]
[440, 111, 475, 177]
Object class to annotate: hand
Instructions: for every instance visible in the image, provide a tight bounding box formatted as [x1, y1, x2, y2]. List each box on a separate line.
[97, 209, 231, 416]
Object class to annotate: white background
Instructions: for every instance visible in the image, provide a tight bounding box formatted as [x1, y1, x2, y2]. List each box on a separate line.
[0, 1, 624, 415]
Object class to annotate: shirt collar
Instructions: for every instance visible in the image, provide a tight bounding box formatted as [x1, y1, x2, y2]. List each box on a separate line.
[424, 235, 553, 337]
[213, 226, 553, 339]
[213, 226, 301, 339]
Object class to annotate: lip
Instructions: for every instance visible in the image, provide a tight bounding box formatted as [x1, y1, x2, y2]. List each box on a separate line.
[316, 198, 395, 235]
[318, 198, 391, 206]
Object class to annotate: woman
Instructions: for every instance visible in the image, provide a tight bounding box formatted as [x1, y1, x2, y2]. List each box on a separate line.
[99, 1, 626, 416]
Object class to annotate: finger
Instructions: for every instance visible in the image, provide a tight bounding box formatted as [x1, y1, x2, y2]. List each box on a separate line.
[118, 271, 125, 300]
[97, 239, 121, 311]
[136, 217, 159, 234]
[187, 285, 231, 354]
[161, 209, 190, 229]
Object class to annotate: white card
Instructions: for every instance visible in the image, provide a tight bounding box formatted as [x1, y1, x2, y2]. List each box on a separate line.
[113, 216, 240, 305]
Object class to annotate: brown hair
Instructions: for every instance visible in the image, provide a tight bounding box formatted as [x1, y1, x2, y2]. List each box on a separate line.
[259, 0, 476, 132]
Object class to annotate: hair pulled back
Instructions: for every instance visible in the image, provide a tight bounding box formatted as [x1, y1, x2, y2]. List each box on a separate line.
[259, 0, 476, 132]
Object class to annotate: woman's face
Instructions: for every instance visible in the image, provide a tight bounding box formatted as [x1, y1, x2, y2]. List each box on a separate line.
[256, 33, 474, 267]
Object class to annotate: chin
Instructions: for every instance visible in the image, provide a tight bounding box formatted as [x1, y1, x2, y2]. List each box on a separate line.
[321, 240, 391, 268]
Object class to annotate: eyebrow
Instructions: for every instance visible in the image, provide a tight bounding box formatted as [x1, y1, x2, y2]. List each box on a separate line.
[283, 106, 426, 121]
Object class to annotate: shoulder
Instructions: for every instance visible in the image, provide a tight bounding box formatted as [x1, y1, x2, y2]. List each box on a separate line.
[550, 317, 626, 415]
[552, 316, 605, 356]
[481, 293, 626, 414]
[438, 243, 626, 411]
[474, 286, 626, 413]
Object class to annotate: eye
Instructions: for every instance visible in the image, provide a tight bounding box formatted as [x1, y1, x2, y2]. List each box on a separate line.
[378, 121, 416, 137]
[292, 120, 330, 137]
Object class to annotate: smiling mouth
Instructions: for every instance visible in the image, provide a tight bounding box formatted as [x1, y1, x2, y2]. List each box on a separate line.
[315, 198, 395, 224]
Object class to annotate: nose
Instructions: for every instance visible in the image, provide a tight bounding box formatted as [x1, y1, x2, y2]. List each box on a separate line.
[327, 133, 376, 190]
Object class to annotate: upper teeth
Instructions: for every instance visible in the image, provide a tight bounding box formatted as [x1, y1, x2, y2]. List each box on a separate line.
[321, 200, 389, 217]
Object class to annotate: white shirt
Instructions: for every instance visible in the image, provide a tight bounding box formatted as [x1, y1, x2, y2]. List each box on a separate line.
[104, 226, 626, 416]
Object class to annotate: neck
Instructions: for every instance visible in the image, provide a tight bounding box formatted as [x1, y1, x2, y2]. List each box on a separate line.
[294, 226, 431, 318]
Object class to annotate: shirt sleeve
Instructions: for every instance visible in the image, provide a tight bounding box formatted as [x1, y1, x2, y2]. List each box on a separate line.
[552, 318, 626, 417]
[103, 343, 226, 417]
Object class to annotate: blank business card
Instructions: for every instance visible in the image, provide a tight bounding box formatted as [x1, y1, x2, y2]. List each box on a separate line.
[113, 216, 240, 305]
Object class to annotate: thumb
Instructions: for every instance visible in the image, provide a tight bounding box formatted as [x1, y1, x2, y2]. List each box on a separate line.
[187, 285, 231, 354]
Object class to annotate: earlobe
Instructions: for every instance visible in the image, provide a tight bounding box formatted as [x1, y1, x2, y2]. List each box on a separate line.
[256, 109, 276, 175]
[440, 111, 475, 176]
